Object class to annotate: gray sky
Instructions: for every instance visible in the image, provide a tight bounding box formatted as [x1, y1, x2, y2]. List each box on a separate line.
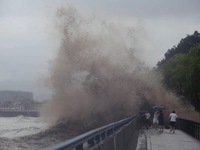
[0, 0, 199, 100]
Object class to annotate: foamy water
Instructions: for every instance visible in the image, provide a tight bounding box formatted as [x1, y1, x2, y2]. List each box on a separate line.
[0, 116, 48, 138]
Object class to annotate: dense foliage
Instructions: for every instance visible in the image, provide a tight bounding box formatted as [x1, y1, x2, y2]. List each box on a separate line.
[157, 31, 200, 111]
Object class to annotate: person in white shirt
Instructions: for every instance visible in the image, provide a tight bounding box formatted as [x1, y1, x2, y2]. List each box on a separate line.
[152, 111, 159, 129]
[145, 111, 151, 129]
[169, 110, 178, 133]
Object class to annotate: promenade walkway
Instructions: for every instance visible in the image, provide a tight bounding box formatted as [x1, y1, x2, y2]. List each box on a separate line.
[136, 128, 200, 150]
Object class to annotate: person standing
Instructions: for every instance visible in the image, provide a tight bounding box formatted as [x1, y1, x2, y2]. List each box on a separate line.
[169, 110, 178, 133]
[139, 109, 146, 128]
[158, 110, 164, 132]
[152, 111, 159, 129]
[145, 111, 151, 129]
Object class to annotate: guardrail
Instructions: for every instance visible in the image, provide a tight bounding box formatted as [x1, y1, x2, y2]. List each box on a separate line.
[44, 115, 140, 150]
[177, 118, 200, 140]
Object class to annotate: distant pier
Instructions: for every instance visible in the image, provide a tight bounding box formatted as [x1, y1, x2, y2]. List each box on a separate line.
[0, 108, 39, 117]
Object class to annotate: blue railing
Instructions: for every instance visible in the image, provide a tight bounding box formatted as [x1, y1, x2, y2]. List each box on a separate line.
[44, 115, 140, 150]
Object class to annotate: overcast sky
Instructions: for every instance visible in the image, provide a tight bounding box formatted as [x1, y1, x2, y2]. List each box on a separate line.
[0, 0, 199, 100]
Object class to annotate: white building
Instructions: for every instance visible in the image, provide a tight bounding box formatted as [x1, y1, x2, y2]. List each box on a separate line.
[0, 90, 33, 102]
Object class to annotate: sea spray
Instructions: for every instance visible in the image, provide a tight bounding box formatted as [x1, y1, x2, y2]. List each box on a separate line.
[41, 6, 199, 128]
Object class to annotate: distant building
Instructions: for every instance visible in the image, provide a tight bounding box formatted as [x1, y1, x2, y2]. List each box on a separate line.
[0, 90, 33, 102]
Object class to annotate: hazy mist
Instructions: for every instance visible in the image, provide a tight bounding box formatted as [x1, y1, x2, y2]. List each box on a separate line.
[41, 6, 199, 127]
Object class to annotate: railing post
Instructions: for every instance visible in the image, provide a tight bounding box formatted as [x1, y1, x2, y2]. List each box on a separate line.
[101, 131, 106, 140]
[88, 137, 95, 148]
[113, 136, 117, 150]
[75, 144, 83, 150]
[196, 123, 200, 140]
[95, 134, 101, 144]
[197, 123, 200, 140]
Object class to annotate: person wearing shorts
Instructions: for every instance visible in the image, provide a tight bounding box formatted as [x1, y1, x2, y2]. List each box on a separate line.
[169, 110, 178, 133]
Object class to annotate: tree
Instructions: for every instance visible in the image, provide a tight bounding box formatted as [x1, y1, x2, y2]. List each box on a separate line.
[159, 43, 200, 111]
[157, 31, 200, 67]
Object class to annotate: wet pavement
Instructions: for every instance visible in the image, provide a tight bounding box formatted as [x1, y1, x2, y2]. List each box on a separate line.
[136, 128, 200, 150]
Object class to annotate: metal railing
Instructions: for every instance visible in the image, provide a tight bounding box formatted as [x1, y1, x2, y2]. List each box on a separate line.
[177, 118, 200, 140]
[44, 115, 140, 150]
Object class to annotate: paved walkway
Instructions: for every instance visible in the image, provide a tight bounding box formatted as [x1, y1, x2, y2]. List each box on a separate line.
[136, 129, 200, 150]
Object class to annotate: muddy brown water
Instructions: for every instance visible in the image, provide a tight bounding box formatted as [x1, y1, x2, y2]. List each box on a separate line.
[0, 122, 87, 150]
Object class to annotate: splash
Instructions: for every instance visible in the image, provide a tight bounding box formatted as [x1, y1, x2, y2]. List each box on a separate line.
[41, 6, 199, 127]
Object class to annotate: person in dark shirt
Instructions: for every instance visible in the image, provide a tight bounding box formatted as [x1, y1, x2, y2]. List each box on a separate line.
[139, 109, 146, 128]
[145, 111, 151, 129]
[158, 110, 164, 132]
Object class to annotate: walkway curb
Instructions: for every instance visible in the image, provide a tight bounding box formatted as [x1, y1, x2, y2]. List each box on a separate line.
[145, 130, 151, 150]
[136, 129, 148, 150]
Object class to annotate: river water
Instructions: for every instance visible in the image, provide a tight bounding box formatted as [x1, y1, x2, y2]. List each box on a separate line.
[0, 116, 79, 150]
[0, 116, 48, 139]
